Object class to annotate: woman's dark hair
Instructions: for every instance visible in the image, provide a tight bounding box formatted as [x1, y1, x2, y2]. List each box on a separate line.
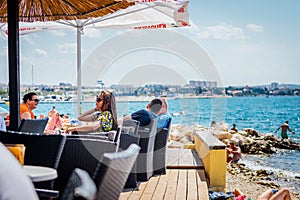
[100, 90, 118, 130]
[22, 92, 37, 103]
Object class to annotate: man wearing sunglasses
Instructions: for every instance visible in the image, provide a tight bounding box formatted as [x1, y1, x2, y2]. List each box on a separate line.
[20, 92, 40, 120]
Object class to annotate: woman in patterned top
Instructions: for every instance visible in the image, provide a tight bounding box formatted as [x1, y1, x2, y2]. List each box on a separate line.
[68, 90, 118, 133]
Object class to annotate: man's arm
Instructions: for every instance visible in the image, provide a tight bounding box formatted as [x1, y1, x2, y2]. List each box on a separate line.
[274, 125, 281, 133]
[287, 126, 295, 134]
[20, 112, 31, 120]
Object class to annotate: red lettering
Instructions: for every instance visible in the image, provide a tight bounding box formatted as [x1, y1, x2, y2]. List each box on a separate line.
[178, 7, 185, 13]
[134, 23, 167, 29]
[5, 27, 37, 35]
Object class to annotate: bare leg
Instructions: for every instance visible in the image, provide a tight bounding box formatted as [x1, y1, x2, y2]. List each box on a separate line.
[257, 188, 292, 200]
[257, 189, 273, 200]
[270, 188, 291, 200]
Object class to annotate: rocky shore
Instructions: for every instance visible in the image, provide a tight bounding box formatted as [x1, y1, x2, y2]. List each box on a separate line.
[226, 163, 299, 200]
[168, 123, 300, 199]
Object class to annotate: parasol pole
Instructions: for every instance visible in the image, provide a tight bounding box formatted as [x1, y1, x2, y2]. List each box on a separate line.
[7, 0, 20, 130]
[77, 25, 82, 115]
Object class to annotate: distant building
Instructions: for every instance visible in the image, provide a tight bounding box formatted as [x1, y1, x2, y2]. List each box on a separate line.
[270, 82, 278, 90]
[59, 82, 72, 87]
[179, 86, 194, 94]
[189, 80, 217, 88]
[110, 85, 136, 96]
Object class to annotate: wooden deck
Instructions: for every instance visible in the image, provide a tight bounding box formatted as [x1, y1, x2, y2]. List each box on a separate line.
[167, 148, 204, 170]
[119, 148, 209, 200]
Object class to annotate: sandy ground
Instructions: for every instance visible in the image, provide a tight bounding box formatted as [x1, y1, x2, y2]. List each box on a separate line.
[226, 171, 299, 200]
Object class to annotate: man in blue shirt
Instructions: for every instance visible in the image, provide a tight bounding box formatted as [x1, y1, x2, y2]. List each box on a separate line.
[123, 98, 162, 127]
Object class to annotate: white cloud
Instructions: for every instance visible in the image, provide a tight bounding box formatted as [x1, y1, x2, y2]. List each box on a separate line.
[247, 24, 264, 32]
[21, 35, 34, 45]
[34, 48, 48, 56]
[56, 43, 77, 54]
[83, 28, 102, 39]
[50, 29, 67, 37]
[191, 23, 246, 40]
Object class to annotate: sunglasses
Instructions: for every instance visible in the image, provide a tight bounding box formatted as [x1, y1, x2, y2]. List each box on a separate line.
[96, 97, 103, 103]
[31, 98, 40, 103]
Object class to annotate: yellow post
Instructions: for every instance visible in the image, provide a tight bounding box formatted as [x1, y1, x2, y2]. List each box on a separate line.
[194, 132, 226, 192]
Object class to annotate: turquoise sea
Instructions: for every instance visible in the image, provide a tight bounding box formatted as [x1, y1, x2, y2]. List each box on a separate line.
[1, 96, 300, 193]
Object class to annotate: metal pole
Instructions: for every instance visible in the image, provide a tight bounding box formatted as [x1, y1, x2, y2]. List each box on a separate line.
[7, 0, 20, 130]
[32, 65, 34, 90]
[77, 26, 82, 115]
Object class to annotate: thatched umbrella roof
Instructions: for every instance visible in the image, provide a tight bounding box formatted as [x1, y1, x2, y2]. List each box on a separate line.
[0, 0, 134, 22]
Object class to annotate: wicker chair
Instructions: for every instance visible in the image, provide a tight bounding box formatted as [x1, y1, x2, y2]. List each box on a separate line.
[54, 136, 119, 194]
[0, 130, 66, 190]
[122, 119, 140, 136]
[136, 118, 158, 181]
[119, 120, 140, 188]
[153, 118, 172, 175]
[93, 144, 140, 200]
[18, 118, 49, 135]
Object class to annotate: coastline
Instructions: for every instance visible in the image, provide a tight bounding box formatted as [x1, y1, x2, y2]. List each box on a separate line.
[0, 95, 232, 105]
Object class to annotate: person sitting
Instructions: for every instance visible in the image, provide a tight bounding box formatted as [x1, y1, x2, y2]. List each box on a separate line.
[20, 92, 40, 120]
[68, 90, 117, 133]
[231, 123, 238, 132]
[157, 97, 171, 128]
[234, 188, 292, 200]
[257, 188, 292, 200]
[226, 140, 242, 164]
[123, 98, 162, 127]
[44, 112, 63, 134]
[210, 121, 217, 128]
[48, 106, 56, 118]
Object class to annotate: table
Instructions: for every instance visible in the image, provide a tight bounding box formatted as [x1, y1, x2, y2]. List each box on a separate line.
[23, 165, 57, 182]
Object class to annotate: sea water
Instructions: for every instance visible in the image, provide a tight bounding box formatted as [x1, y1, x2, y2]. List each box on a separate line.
[1, 96, 299, 192]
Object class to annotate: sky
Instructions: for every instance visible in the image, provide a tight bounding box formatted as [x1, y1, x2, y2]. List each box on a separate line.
[0, 0, 300, 87]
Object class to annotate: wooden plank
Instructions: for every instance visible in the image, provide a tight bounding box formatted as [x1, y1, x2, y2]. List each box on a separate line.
[126, 181, 148, 200]
[197, 172, 209, 200]
[163, 169, 178, 200]
[119, 190, 132, 200]
[152, 170, 169, 200]
[187, 170, 198, 200]
[140, 175, 159, 199]
[175, 169, 187, 200]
